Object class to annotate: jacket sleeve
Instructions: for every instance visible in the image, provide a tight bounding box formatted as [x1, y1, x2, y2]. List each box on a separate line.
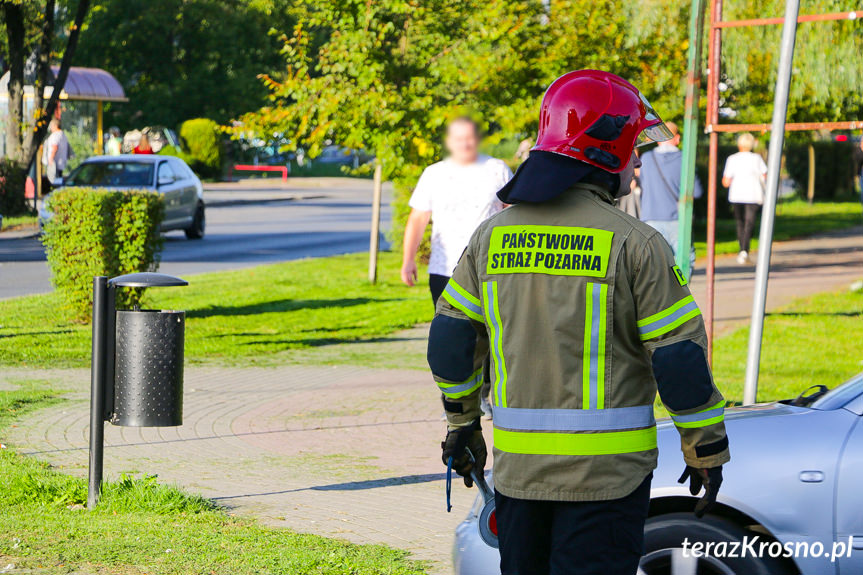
[427, 240, 489, 429]
[632, 233, 730, 469]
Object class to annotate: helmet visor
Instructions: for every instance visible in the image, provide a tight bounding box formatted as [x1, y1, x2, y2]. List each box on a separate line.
[635, 92, 674, 147]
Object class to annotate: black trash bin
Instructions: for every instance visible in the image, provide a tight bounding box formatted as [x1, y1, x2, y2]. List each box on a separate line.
[112, 309, 185, 426]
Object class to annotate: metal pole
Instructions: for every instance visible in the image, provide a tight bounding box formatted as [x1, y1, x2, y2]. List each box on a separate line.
[677, 0, 706, 280]
[704, 0, 723, 362]
[88, 276, 108, 509]
[368, 162, 383, 284]
[743, 0, 800, 405]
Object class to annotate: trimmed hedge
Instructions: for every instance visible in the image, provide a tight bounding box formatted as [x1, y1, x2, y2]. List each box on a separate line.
[0, 158, 28, 216]
[41, 188, 165, 321]
[180, 118, 223, 179]
[785, 141, 858, 200]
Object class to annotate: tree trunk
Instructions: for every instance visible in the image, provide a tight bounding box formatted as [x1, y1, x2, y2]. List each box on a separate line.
[22, 0, 56, 159]
[3, 3, 26, 165]
[25, 0, 91, 172]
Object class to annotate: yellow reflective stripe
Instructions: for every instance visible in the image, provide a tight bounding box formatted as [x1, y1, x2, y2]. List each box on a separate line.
[637, 296, 696, 327]
[582, 284, 593, 408]
[442, 288, 484, 322]
[448, 279, 481, 307]
[670, 400, 726, 428]
[596, 283, 607, 409]
[437, 369, 483, 399]
[637, 295, 700, 341]
[484, 281, 508, 408]
[493, 426, 657, 456]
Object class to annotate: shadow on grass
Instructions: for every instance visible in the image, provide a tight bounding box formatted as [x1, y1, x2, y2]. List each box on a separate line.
[187, 297, 403, 319]
[239, 335, 421, 348]
[0, 329, 76, 339]
[766, 311, 862, 318]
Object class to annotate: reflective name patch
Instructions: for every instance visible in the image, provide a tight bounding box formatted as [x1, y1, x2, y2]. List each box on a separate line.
[487, 225, 614, 277]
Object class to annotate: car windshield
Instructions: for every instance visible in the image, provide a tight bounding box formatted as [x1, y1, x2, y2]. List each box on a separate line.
[811, 372, 863, 411]
[65, 162, 154, 187]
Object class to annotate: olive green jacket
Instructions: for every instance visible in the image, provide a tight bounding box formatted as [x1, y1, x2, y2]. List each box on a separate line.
[433, 183, 730, 502]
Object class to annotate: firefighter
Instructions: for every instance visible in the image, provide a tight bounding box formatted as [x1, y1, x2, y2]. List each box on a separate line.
[427, 70, 730, 575]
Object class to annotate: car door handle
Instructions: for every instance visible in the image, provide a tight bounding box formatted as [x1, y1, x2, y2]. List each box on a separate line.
[798, 470, 824, 483]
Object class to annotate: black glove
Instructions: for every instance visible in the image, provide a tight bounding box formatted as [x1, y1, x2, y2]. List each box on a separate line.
[441, 419, 487, 488]
[678, 465, 723, 518]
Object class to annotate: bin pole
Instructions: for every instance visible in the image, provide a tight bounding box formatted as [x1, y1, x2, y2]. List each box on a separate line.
[88, 276, 109, 509]
[743, 0, 800, 405]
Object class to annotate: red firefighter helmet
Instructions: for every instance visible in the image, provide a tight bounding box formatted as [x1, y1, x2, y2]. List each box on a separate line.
[534, 69, 672, 173]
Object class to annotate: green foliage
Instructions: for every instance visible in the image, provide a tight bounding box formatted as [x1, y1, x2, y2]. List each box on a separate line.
[41, 188, 165, 320]
[180, 118, 224, 179]
[75, 0, 297, 128]
[157, 144, 194, 165]
[0, 157, 28, 216]
[785, 141, 858, 199]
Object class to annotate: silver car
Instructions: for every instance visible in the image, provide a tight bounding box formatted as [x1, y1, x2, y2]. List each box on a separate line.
[41, 155, 205, 239]
[454, 373, 863, 575]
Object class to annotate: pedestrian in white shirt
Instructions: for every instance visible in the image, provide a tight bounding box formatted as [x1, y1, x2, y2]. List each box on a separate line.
[401, 116, 512, 417]
[42, 118, 72, 185]
[722, 132, 767, 264]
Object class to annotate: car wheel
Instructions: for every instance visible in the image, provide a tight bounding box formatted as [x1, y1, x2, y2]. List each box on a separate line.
[640, 513, 796, 575]
[185, 203, 205, 240]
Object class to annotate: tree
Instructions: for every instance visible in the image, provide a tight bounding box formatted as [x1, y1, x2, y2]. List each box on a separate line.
[73, 0, 296, 129]
[2, 0, 90, 171]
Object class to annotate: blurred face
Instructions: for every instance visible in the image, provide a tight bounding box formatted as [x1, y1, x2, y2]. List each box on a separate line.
[445, 121, 480, 164]
[617, 152, 641, 198]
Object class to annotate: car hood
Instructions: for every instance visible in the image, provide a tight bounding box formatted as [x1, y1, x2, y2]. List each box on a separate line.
[656, 401, 799, 431]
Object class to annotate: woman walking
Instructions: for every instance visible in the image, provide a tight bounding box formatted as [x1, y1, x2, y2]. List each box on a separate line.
[722, 132, 767, 264]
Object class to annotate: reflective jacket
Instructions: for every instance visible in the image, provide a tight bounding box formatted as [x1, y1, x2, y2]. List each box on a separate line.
[428, 183, 730, 502]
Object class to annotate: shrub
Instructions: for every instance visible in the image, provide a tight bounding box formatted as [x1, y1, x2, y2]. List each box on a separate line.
[157, 144, 193, 165]
[41, 188, 165, 321]
[179, 118, 223, 178]
[0, 158, 28, 216]
[784, 141, 857, 200]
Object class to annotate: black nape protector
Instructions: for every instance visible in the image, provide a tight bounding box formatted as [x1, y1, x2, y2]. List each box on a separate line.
[427, 314, 477, 383]
[651, 340, 714, 412]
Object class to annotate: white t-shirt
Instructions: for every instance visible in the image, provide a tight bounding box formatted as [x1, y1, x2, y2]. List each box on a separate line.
[409, 155, 512, 276]
[723, 151, 767, 205]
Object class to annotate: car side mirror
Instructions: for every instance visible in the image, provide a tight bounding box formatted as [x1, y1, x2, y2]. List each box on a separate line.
[158, 176, 174, 187]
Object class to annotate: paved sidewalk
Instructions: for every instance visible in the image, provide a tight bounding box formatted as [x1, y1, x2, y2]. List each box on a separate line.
[3, 225, 861, 574]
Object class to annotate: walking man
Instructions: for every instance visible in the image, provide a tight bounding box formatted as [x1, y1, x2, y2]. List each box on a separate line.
[402, 117, 512, 417]
[427, 70, 730, 575]
[42, 118, 72, 186]
[639, 121, 701, 274]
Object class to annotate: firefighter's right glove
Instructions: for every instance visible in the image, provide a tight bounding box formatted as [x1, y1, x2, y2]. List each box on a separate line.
[678, 465, 723, 518]
[441, 419, 487, 488]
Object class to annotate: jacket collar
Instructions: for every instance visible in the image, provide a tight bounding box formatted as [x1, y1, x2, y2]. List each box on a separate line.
[560, 182, 617, 206]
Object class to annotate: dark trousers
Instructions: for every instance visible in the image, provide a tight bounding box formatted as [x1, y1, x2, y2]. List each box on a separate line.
[429, 273, 492, 402]
[733, 203, 760, 253]
[496, 474, 652, 575]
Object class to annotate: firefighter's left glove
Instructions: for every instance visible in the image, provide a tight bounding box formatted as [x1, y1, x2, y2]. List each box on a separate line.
[441, 419, 486, 488]
[678, 465, 723, 518]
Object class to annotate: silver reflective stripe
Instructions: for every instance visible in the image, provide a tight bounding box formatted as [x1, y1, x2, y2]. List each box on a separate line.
[493, 405, 655, 432]
[443, 283, 482, 317]
[671, 405, 725, 424]
[588, 282, 602, 409]
[638, 300, 699, 336]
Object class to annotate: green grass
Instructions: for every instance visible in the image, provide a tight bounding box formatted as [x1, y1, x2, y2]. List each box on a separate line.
[0, 383, 426, 574]
[1, 214, 38, 231]
[693, 199, 861, 258]
[712, 286, 863, 404]
[0, 251, 433, 368]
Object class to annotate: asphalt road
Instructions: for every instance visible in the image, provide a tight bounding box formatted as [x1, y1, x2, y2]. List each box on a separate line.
[0, 180, 392, 300]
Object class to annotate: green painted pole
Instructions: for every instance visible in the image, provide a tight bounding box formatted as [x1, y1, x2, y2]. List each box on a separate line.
[677, 0, 707, 279]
